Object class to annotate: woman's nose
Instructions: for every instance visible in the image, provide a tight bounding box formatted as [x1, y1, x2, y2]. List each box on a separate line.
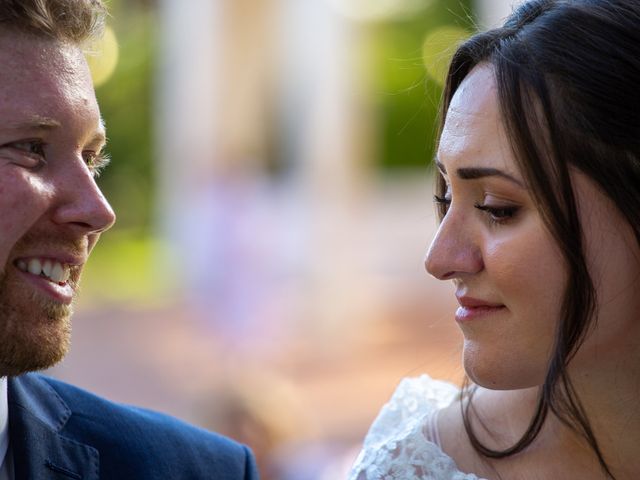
[424, 210, 483, 280]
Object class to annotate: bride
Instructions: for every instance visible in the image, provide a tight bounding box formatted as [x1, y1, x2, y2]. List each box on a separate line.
[349, 0, 640, 479]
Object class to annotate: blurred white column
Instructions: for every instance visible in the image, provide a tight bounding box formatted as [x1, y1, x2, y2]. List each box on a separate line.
[155, 0, 375, 342]
[475, 0, 516, 28]
[277, 0, 375, 335]
[156, 0, 289, 351]
[155, 0, 222, 263]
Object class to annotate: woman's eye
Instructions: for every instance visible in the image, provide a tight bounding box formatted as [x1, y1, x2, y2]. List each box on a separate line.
[474, 203, 519, 224]
[433, 194, 452, 217]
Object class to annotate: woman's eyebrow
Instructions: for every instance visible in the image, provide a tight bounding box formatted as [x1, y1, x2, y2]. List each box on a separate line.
[456, 167, 525, 188]
[434, 159, 524, 188]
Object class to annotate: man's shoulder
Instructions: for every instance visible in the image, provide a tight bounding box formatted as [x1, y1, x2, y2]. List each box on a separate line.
[38, 374, 218, 437]
[10, 373, 258, 479]
[40, 374, 226, 440]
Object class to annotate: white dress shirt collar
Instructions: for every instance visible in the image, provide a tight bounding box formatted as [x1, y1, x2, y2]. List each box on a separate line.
[0, 377, 9, 479]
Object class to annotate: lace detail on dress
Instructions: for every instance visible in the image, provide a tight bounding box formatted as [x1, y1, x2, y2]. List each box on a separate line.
[349, 375, 483, 480]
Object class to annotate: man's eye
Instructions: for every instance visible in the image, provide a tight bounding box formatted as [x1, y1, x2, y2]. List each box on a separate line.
[83, 150, 111, 177]
[10, 141, 45, 156]
[0, 140, 47, 169]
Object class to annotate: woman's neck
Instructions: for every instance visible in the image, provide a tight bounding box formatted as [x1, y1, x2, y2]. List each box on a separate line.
[562, 350, 640, 478]
[439, 370, 640, 480]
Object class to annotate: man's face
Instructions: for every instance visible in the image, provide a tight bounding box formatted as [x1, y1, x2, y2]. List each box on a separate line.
[0, 31, 115, 376]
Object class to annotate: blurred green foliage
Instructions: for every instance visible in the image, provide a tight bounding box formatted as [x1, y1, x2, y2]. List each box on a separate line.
[95, 0, 156, 233]
[82, 1, 159, 302]
[368, 0, 474, 169]
[80, 229, 173, 306]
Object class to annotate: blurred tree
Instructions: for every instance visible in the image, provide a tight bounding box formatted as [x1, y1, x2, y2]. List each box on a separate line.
[368, 0, 473, 170]
[81, 0, 160, 303]
[94, 0, 157, 233]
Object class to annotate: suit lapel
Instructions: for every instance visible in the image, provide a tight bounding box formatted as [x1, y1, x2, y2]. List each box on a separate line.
[8, 374, 99, 480]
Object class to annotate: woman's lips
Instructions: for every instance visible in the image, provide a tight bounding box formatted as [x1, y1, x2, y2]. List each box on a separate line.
[455, 296, 505, 322]
[455, 305, 506, 322]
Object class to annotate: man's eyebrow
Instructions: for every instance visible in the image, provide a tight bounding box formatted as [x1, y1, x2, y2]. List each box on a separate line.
[92, 118, 107, 147]
[4, 115, 108, 147]
[5, 116, 62, 130]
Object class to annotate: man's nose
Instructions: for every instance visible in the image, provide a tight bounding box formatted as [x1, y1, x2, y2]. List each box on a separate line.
[51, 159, 116, 235]
[424, 209, 483, 280]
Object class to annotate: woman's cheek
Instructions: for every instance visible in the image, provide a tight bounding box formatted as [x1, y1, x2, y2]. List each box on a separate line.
[484, 227, 566, 317]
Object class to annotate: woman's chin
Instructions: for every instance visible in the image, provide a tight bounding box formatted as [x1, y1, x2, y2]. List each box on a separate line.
[463, 346, 545, 390]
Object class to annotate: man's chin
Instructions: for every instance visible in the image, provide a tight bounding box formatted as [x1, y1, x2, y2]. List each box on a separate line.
[0, 304, 72, 377]
[0, 265, 77, 376]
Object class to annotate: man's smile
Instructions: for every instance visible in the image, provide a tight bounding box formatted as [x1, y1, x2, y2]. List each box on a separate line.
[12, 255, 83, 304]
[15, 257, 71, 283]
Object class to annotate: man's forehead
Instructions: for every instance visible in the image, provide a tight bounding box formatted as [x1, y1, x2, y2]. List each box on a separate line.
[0, 29, 103, 142]
[0, 29, 88, 78]
[4, 114, 105, 127]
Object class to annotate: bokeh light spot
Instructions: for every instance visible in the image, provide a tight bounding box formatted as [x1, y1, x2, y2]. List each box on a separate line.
[422, 26, 469, 84]
[85, 26, 119, 87]
[328, 0, 433, 22]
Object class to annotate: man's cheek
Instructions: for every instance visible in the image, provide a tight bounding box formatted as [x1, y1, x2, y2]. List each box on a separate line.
[0, 177, 47, 262]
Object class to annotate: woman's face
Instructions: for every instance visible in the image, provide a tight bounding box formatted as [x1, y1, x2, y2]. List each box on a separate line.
[425, 64, 640, 390]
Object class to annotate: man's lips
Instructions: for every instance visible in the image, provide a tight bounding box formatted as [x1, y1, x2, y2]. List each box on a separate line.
[14, 267, 76, 304]
[11, 254, 85, 304]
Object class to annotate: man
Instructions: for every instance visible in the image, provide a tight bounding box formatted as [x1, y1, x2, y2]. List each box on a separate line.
[0, 1, 259, 478]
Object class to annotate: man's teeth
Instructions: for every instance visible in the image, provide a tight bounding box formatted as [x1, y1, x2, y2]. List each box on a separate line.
[17, 258, 71, 283]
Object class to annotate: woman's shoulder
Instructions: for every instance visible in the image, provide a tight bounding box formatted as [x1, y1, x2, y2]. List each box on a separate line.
[371, 375, 460, 442]
[389, 374, 461, 412]
[348, 375, 482, 480]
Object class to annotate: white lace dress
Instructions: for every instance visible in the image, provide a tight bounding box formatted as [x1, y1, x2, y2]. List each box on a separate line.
[348, 375, 485, 480]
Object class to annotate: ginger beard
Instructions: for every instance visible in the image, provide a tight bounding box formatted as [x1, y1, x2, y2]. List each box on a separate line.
[0, 238, 84, 376]
[0, 270, 74, 376]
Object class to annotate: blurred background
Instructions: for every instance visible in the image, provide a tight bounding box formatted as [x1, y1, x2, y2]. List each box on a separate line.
[49, 0, 512, 477]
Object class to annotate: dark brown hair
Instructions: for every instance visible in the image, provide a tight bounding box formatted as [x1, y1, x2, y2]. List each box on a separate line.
[0, 0, 106, 44]
[436, 0, 640, 477]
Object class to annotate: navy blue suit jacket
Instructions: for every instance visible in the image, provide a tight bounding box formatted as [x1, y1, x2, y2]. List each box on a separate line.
[7, 373, 259, 479]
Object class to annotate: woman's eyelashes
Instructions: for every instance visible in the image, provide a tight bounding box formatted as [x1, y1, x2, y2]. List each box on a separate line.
[433, 194, 451, 217]
[474, 202, 520, 225]
[433, 193, 520, 225]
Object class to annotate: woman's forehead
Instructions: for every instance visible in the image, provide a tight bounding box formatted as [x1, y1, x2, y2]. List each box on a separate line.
[438, 64, 517, 178]
[449, 63, 497, 115]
